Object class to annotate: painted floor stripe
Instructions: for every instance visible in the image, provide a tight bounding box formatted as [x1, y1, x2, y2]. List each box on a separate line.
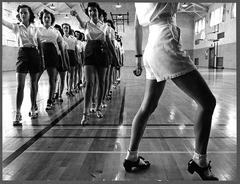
[4, 136, 237, 139]
[2, 97, 84, 168]
[5, 126, 231, 130]
[3, 150, 236, 154]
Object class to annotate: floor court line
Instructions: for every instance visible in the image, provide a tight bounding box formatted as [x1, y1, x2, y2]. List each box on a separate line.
[14, 123, 227, 127]
[2, 86, 126, 168]
[9, 126, 230, 130]
[4, 136, 236, 139]
[2, 97, 84, 168]
[2, 150, 236, 154]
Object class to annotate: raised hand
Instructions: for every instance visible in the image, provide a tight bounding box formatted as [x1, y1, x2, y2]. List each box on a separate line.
[133, 65, 142, 76]
[70, 9, 77, 17]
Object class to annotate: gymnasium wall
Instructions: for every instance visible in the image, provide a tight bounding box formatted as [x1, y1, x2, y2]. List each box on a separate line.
[2, 45, 18, 72]
[193, 3, 236, 69]
[1, 12, 196, 70]
[2, 3, 236, 71]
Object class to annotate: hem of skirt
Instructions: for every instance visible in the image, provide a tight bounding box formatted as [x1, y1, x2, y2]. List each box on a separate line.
[155, 67, 196, 82]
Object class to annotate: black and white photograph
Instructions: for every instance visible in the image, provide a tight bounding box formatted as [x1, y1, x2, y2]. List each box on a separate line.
[1, 1, 237, 182]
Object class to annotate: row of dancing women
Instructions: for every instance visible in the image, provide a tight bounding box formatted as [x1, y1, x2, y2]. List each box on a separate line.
[3, 3, 124, 126]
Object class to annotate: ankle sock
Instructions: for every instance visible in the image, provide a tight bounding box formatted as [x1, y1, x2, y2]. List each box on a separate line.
[193, 151, 208, 168]
[125, 150, 138, 161]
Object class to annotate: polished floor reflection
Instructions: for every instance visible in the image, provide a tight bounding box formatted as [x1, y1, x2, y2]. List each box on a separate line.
[2, 67, 236, 181]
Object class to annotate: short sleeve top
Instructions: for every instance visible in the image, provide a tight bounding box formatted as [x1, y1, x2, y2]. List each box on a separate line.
[135, 2, 178, 26]
[81, 41, 87, 52]
[119, 45, 124, 55]
[84, 19, 111, 41]
[63, 35, 77, 51]
[76, 40, 83, 53]
[62, 40, 69, 50]
[108, 27, 115, 41]
[35, 26, 63, 54]
[11, 22, 38, 47]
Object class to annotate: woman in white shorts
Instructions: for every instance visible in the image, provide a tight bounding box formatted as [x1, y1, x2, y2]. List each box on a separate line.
[123, 2, 218, 181]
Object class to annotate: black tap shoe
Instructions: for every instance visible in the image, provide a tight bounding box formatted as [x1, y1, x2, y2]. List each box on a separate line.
[123, 156, 150, 172]
[188, 159, 219, 180]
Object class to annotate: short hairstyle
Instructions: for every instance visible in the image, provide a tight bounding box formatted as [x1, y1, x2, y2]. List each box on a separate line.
[62, 23, 72, 35]
[17, 4, 35, 24]
[54, 24, 64, 36]
[74, 30, 84, 40]
[71, 29, 74, 35]
[39, 9, 55, 25]
[85, 2, 101, 17]
[99, 8, 107, 21]
[106, 19, 115, 30]
[80, 33, 85, 41]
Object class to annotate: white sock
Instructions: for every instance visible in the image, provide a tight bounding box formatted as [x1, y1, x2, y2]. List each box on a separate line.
[125, 150, 138, 161]
[193, 151, 208, 168]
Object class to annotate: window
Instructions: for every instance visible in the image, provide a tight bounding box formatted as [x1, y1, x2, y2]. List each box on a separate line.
[210, 6, 224, 27]
[231, 3, 236, 18]
[2, 9, 18, 47]
[195, 17, 205, 34]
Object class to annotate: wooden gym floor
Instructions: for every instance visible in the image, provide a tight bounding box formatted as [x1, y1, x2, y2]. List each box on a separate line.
[2, 66, 236, 181]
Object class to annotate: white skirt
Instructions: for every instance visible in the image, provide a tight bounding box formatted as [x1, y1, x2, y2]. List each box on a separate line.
[143, 22, 196, 82]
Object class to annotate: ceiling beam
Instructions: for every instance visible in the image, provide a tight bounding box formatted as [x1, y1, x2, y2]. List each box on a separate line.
[65, 2, 73, 9]
[192, 3, 208, 12]
[184, 4, 194, 11]
[38, 2, 61, 15]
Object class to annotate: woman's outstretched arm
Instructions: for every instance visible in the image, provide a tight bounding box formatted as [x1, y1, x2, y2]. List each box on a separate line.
[70, 9, 87, 29]
[2, 19, 14, 30]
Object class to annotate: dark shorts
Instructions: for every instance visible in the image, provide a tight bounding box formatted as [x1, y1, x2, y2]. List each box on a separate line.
[84, 40, 109, 68]
[57, 55, 68, 72]
[41, 42, 59, 68]
[106, 49, 112, 66]
[16, 47, 43, 74]
[67, 50, 78, 67]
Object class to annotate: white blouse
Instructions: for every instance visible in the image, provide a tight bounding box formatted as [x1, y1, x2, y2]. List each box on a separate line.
[35, 26, 63, 54]
[63, 35, 77, 50]
[62, 40, 69, 50]
[108, 27, 115, 41]
[81, 41, 87, 52]
[11, 23, 38, 47]
[83, 20, 111, 41]
[76, 40, 83, 53]
[135, 2, 178, 26]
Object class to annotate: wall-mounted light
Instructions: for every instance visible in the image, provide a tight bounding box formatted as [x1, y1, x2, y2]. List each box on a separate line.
[49, 3, 55, 10]
[181, 3, 188, 8]
[117, 15, 123, 18]
[116, 3, 122, 8]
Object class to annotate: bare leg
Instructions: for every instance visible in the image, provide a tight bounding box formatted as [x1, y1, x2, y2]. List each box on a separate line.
[69, 66, 75, 93]
[29, 72, 41, 111]
[66, 71, 69, 92]
[46, 67, 58, 101]
[91, 73, 98, 107]
[83, 65, 95, 114]
[59, 71, 66, 97]
[16, 73, 27, 113]
[96, 67, 107, 111]
[103, 66, 110, 102]
[78, 64, 82, 87]
[107, 66, 113, 96]
[172, 70, 216, 155]
[128, 79, 166, 151]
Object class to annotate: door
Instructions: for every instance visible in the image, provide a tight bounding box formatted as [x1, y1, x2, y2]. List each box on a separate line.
[208, 47, 215, 68]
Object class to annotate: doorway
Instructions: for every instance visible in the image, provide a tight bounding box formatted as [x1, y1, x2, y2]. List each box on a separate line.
[208, 47, 215, 68]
